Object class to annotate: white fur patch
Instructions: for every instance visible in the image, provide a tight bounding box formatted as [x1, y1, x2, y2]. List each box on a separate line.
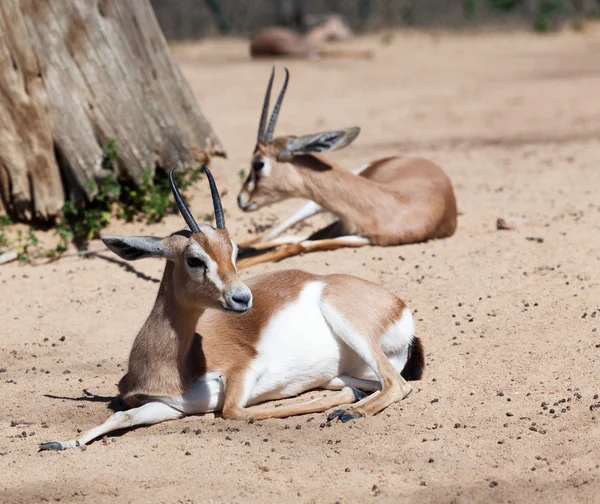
[230, 238, 239, 272]
[247, 179, 255, 192]
[261, 157, 273, 177]
[244, 281, 342, 406]
[263, 200, 324, 242]
[353, 163, 370, 175]
[238, 192, 249, 208]
[380, 308, 415, 374]
[319, 301, 383, 385]
[189, 242, 223, 290]
[166, 372, 226, 414]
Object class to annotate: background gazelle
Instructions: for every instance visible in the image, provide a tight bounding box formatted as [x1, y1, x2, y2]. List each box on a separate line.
[40, 165, 423, 451]
[236, 68, 458, 269]
[250, 14, 372, 60]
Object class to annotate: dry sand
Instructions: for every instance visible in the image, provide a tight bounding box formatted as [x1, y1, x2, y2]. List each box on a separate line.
[2, 27, 600, 504]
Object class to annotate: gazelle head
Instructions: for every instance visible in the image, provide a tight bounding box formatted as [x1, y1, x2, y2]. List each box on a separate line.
[306, 14, 354, 42]
[237, 68, 360, 212]
[103, 166, 252, 314]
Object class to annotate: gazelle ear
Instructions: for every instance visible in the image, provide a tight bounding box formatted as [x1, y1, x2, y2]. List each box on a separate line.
[286, 127, 360, 155]
[102, 236, 173, 261]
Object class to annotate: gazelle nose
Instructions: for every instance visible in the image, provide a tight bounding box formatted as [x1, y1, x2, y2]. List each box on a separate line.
[232, 292, 251, 306]
[225, 285, 253, 313]
[237, 194, 244, 209]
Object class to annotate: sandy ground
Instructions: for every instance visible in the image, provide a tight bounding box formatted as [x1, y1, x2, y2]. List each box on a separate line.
[2, 27, 600, 504]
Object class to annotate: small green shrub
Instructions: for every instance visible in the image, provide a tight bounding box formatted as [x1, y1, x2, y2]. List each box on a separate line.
[464, 0, 478, 18]
[489, 0, 522, 11]
[0, 216, 11, 253]
[535, 0, 570, 32]
[3, 139, 205, 261]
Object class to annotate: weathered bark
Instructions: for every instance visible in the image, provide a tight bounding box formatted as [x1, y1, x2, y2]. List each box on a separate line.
[0, 0, 225, 222]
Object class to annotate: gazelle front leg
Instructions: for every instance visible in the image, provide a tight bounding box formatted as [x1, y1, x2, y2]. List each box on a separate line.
[39, 402, 183, 451]
[237, 235, 370, 270]
[237, 200, 324, 248]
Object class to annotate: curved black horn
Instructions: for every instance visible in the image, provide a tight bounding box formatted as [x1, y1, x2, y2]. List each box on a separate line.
[257, 67, 275, 144]
[169, 164, 200, 234]
[265, 67, 290, 142]
[202, 165, 225, 229]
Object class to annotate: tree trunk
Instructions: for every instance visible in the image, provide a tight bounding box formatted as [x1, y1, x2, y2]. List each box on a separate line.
[0, 0, 225, 222]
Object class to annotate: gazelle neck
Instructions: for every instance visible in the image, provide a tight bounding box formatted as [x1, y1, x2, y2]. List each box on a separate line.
[291, 154, 385, 230]
[304, 23, 343, 47]
[120, 261, 206, 399]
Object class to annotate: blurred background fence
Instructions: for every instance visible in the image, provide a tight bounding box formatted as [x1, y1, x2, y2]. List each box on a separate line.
[150, 0, 600, 40]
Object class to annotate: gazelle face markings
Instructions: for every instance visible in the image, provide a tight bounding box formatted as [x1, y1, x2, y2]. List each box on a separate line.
[184, 228, 252, 313]
[188, 241, 223, 291]
[230, 238, 239, 273]
[237, 149, 276, 212]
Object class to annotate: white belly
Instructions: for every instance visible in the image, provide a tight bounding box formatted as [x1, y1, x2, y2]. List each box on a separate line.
[245, 281, 342, 405]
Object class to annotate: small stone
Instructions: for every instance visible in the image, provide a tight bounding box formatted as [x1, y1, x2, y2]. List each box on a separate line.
[489, 481, 498, 488]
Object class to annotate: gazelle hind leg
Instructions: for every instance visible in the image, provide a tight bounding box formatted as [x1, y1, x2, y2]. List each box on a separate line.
[328, 357, 412, 423]
[39, 402, 182, 451]
[222, 386, 363, 421]
[319, 302, 412, 422]
[244, 235, 310, 252]
[324, 375, 380, 392]
[237, 235, 369, 270]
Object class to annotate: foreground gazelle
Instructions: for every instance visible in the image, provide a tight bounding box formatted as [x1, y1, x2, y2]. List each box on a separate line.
[40, 165, 423, 451]
[236, 68, 458, 269]
[250, 14, 371, 60]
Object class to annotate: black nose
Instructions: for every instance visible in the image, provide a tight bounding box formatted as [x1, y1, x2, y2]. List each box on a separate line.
[232, 292, 252, 306]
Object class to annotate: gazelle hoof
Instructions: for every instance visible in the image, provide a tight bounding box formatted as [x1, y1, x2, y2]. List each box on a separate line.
[39, 441, 64, 451]
[351, 388, 368, 401]
[327, 406, 365, 423]
[327, 409, 345, 422]
[338, 412, 363, 423]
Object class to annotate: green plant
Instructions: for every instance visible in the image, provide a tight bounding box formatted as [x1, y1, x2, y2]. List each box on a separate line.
[535, 0, 569, 32]
[15, 227, 40, 263]
[2, 141, 205, 261]
[117, 166, 203, 225]
[401, 6, 415, 25]
[489, 0, 521, 11]
[0, 216, 11, 253]
[464, 0, 478, 18]
[103, 138, 119, 170]
[238, 169, 247, 181]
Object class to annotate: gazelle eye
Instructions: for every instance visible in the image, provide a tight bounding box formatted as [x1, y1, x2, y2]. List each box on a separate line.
[187, 256, 205, 269]
[253, 161, 264, 171]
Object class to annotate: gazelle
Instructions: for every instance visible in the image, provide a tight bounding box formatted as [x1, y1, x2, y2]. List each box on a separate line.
[236, 68, 458, 269]
[250, 14, 371, 60]
[40, 165, 423, 451]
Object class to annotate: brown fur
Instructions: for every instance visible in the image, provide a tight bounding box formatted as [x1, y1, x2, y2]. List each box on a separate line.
[120, 266, 421, 417]
[250, 16, 354, 59]
[322, 274, 407, 343]
[241, 147, 458, 247]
